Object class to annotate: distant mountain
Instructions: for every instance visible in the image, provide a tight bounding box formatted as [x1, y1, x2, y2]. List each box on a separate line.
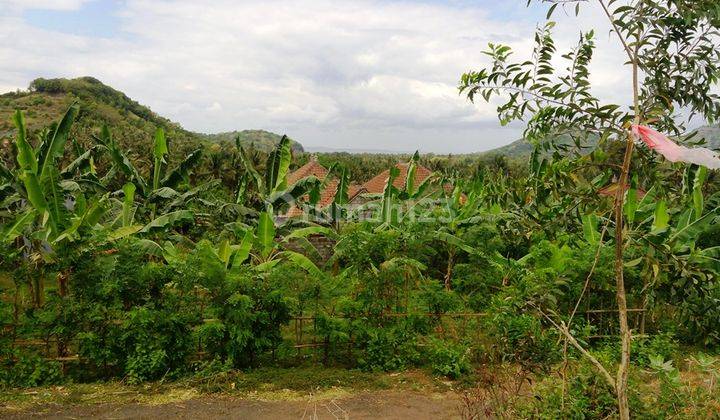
[202, 129, 303, 153]
[479, 138, 535, 157]
[482, 125, 720, 158]
[305, 145, 412, 154]
[0, 77, 302, 166]
[695, 125, 720, 148]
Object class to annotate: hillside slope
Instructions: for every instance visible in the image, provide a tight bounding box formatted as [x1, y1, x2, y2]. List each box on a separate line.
[0, 77, 302, 166]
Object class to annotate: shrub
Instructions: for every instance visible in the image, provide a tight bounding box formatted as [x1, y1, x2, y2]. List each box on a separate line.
[633, 332, 680, 367]
[356, 325, 421, 372]
[0, 352, 63, 388]
[120, 307, 193, 383]
[427, 338, 471, 379]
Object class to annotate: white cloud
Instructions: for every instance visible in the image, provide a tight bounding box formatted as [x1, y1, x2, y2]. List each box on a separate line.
[0, 0, 641, 152]
[0, 0, 90, 11]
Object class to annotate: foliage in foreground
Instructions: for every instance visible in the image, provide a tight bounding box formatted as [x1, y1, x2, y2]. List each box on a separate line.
[1, 4, 720, 419]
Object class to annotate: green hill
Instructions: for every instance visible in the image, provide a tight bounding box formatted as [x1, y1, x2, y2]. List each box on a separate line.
[481, 138, 535, 157]
[0, 77, 302, 169]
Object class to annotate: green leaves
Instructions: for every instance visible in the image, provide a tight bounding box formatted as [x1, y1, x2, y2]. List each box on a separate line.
[122, 183, 136, 227]
[266, 176, 321, 210]
[380, 166, 400, 226]
[257, 211, 276, 259]
[1, 210, 35, 243]
[624, 176, 639, 224]
[277, 251, 322, 277]
[152, 128, 168, 192]
[582, 213, 600, 244]
[334, 166, 350, 206]
[95, 125, 148, 195]
[141, 210, 194, 233]
[433, 231, 478, 256]
[238, 144, 264, 196]
[283, 226, 338, 241]
[13, 110, 48, 215]
[668, 208, 719, 248]
[107, 225, 143, 241]
[161, 148, 203, 189]
[153, 127, 168, 160]
[14, 111, 37, 174]
[652, 200, 670, 233]
[37, 103, 78, 181]
[405, 151, 420, 197]
[232, 229, 254, 267]
[264, 135, 292, 194]
[692, 166, 707, 220]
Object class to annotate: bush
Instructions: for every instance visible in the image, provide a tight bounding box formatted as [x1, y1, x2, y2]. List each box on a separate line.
[427, 338, 471, 379]
[633, 332, 680, 367]
[121, 307, 193, 383]
[357, 324, 421, 372]
[0, 352, 63, 388]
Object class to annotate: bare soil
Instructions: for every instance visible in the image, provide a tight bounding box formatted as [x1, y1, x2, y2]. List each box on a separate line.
[1, 390, 461, 419]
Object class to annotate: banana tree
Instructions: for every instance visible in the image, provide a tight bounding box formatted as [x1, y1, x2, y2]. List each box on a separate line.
[93, 125, 204, 230]
[0, 106, 114, 305]
[142, 208, 331, 277]
[232, 210, 331, 276]
[237, 135, 321, 214]
[374, 152, 437, 227]
[432, 182, 506, 289]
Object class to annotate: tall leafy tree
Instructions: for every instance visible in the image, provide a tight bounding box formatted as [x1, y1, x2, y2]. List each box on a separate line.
[459, 1, 720, 417]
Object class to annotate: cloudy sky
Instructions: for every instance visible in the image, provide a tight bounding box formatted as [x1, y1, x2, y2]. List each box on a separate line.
[0, 0, 632, 153]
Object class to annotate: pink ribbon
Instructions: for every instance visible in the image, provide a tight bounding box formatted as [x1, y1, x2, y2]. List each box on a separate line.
[632, 125, 720, 169]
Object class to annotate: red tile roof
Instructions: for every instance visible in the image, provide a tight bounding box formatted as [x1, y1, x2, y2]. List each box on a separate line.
[284, 160, 340, 217]
[287, 160, 329, 185]
[348, 183, 364, 198]
[361, 163, 434, 194]
[283, 161, 439, 218]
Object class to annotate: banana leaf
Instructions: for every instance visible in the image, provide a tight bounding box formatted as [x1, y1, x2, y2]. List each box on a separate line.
[264, 135, 292, 193]
[161, 148, 203, 188]
[122, 183, 136, 227]
[257, 211, 276, 259]
[94, 126, 148, 195]
[2, 210, 35, 243]
[231, 229, 254, 267]
[277, 250, 323, 277]
[141, 210, 194, 233]
[38, 103, 78, 181]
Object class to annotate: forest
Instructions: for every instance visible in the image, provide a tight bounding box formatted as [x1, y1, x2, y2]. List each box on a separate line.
[1, 1, 720, 418]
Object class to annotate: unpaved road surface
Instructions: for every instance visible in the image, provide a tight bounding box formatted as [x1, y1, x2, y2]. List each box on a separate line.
[1, 390, 461, 419]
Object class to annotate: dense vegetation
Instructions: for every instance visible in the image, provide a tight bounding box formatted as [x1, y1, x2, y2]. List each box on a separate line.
[1, 1, 720, 418]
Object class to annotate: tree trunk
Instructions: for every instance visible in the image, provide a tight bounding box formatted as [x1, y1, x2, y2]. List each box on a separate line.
[444, 249, 455, 290]
[609, 13, 642, 416]
[57, 269, 69, 297]
[613, 130, 635, 420]
[57, 270, 70, 359]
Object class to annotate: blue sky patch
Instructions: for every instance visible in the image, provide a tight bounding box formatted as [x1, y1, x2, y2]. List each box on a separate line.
[23, 0, 122, 38]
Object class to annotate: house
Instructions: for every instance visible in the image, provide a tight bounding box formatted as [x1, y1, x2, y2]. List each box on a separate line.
[281, 156, 364, 219]
[360, 163, 434, 194]
[281, 158, 438, 220]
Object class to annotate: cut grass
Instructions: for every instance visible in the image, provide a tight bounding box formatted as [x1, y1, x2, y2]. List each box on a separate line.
[0, 367, 451, 411]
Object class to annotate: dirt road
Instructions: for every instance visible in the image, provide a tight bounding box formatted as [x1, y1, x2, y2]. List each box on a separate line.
[1, 390, 461, 419]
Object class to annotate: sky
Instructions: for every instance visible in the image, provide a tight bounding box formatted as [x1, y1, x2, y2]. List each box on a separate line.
[0, 0, 633, 153]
